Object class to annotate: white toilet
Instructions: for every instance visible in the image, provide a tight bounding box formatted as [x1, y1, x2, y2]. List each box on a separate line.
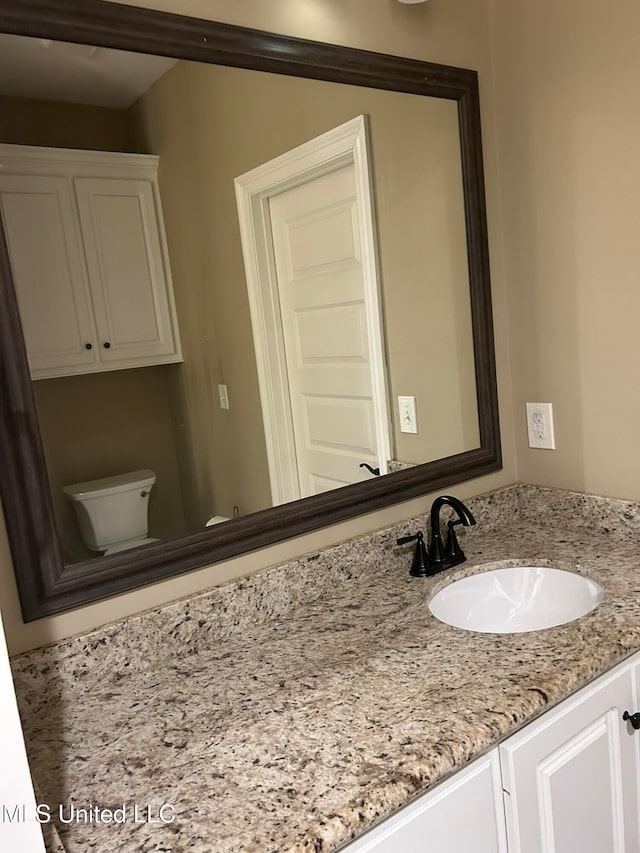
[63, 469, 159, 555]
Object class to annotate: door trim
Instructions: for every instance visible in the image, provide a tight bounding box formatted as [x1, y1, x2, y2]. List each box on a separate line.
[235, 115, 391, 505]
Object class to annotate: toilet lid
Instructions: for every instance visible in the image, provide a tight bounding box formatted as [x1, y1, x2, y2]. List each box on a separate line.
[63, 469, 156, 500]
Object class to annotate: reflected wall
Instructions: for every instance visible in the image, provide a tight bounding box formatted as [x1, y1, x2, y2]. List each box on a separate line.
[132, 60, 478, 526]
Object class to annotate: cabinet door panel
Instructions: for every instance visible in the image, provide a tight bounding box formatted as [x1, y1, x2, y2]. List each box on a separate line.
[74, 177, 180, 364]
[500, 665, 639, 853]
[346, 752, 507, 853]
[0, 174, 98, 375]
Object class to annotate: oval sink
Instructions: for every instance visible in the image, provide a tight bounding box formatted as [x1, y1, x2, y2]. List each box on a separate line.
[429, 566, 603, 633]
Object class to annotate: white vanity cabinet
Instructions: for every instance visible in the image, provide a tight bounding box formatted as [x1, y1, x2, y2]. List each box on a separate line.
[500, 655, 640, 853]
[345, 651, 640, 853]
[0, 143, 182, 379]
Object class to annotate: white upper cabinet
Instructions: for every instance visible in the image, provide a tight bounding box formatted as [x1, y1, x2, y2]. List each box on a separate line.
[0, 172, 99, 374]
[0, 144, 182, 379]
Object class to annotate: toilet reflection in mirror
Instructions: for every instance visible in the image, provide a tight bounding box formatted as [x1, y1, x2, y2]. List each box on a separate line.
[0, 33, 479, 564]
[63, 470, 159, 556]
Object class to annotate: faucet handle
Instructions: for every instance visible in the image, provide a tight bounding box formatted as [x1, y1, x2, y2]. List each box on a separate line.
[396, 531, 431, 577]
[445, 519, 465, 560]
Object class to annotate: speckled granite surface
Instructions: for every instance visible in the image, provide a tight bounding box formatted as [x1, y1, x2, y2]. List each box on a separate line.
[387, 459, 417, 473]
[11, 484, 640, 853]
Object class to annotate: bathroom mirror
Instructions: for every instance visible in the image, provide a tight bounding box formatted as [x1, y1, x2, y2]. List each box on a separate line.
[0, 0, 501, 621]
[0, 42, 478, 559]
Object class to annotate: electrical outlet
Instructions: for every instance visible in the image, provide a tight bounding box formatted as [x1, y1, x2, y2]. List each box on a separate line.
[398, 396, 418, 434]
[526, 402, 556, 449]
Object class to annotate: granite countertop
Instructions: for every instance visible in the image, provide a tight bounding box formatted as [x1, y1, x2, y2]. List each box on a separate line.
[11, 485, 640, 853]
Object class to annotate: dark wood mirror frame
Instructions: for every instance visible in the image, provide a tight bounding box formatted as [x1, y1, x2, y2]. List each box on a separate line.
[0, 0, 501, 621]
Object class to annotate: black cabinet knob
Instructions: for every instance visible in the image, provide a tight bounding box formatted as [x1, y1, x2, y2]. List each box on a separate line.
[103, 342, 111, 349]
[85, 343, 93, 350]
[623, 711, 640, 730]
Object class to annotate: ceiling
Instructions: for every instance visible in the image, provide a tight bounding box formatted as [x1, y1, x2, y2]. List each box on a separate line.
[0, 33, 177, 109]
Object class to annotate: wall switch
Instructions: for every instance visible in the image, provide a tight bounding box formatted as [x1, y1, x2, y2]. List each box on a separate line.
[218, 384, 230, 410]
[526, 402, 556, 449]
[398, 396, 418, 434]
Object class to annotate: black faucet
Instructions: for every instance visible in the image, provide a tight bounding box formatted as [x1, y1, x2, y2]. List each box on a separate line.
[396, 494, 476, 577]
[428, 495, 476, 570]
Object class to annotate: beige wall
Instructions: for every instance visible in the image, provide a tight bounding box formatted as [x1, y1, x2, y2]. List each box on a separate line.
[0, 94, 137, 151]
[0, 0, 517, 653]
[491, 0, 640, 500]
[0, 96, 187, 555]
[377, 96, 478, 462]
[132, 64, 273, 523]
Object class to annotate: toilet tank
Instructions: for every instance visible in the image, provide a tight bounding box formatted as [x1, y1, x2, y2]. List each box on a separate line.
[63, 470, 156, 551]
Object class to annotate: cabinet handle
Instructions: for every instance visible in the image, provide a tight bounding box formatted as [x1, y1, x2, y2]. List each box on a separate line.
[85, 343, 93, 350]
[623, 711, 640, 730]
[103, 342, 111, 349]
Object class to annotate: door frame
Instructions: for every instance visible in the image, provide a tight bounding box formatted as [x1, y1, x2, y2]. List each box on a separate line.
[235, 115, 392, 505]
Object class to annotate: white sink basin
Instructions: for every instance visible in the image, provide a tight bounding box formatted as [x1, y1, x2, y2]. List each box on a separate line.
[429, 566, 603, 633]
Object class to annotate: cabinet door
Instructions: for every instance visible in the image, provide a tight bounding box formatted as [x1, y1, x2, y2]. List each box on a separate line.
[500, 663, 640, 853]
[74, 176, 180, 366]
[628, 657, 640, 847]
[0, 173, 98, 376]
[345, 751, 507, 853]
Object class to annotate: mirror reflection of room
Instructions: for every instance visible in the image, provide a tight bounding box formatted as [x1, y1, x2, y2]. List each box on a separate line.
[0, 34, 479, 563]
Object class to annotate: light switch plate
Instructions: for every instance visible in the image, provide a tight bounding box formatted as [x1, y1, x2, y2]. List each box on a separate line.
[526, 402, 555, 449]
[398, 396, 418, 434]
[218, 384, 230, 410]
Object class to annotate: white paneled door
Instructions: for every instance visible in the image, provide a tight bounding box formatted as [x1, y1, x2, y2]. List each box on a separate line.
[269, 164, 383, 498]
[236, 116, 391, 504]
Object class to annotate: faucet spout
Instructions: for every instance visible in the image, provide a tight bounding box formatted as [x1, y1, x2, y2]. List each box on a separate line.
[429, 495, 476, 533]
[428, 495, 476, 570]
